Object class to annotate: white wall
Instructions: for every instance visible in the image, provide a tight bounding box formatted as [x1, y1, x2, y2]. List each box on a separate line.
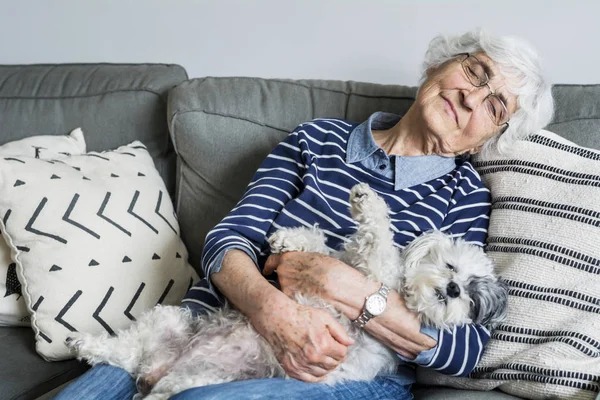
[1, 0, 598, 85]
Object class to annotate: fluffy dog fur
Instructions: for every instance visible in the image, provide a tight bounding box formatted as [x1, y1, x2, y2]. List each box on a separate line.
[66, 183, 507, 399]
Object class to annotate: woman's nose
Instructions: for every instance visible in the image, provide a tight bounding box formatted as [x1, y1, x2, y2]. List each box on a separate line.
[462, 86, 489, 110]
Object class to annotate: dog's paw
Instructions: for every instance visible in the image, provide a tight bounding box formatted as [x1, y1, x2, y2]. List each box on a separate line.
[350, 183, 374, 202]
[64, 332, 86, 353]
[349, 184, 388, 222]
[268, 227, 324, 254]
[268, 228, 296, 253]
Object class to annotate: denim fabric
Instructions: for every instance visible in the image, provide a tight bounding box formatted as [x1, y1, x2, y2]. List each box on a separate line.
[52, 364, 413, 400]
[171, 374, 413, 400]
[52, 364, 136, 400]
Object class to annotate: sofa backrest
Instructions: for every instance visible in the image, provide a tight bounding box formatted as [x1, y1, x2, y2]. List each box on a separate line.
[0, 63, 187, 194]
[168, 77, 600, 272]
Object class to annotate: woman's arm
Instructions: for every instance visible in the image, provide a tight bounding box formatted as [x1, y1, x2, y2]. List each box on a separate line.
[263, 164, 494, 376]
[264, 252, 437, 359]
[211, 249, 354, 383]
[198, 124, 356, 381]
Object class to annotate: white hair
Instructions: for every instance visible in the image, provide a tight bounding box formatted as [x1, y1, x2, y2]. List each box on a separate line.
[420, 28, 554, 154]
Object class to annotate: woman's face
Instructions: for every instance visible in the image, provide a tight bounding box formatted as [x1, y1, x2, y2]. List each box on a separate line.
[415, 52, 518, 155]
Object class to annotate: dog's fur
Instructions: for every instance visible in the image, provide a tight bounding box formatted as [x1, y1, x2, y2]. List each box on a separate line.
[66, 183, 508, 399]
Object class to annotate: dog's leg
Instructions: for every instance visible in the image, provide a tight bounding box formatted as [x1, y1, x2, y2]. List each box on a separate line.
[133, 306, 195, 396]
[65, 330, 143, 374]
[146, 307, 284, 398]
[65, 305, 190, 377]
[268, 225, 330, 254]
[341, 183, 402, 286]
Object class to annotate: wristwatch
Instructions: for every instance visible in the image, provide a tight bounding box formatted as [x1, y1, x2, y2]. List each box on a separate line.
[353, 283, 390, 329]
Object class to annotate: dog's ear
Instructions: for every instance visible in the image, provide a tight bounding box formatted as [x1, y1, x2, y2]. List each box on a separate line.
[468, 277, 509, 329]
[402, 230, 449, 268]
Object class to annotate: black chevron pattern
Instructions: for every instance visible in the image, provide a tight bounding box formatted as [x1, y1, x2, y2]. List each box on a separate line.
[93, 287, 115, 335]
[156, 279, 174, 305]
[25, 198, 67, 244]
[63, 194, 100, 239]
[128, 190, 158, 234]
[55, 291, 82, 332]
[97, 192, 131, 236]
[125, 282, 145, 321]
[155, 191, 177, 235]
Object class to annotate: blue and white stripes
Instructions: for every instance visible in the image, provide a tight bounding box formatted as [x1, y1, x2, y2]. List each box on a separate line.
[187, 117, 492, 377]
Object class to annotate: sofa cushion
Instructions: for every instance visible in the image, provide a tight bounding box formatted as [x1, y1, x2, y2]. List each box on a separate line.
[418, 130, 600, 399]
[0, 128, 87, 327]
[0, 142, 198, 361]
[167, 77, 417, 270]
[167, 77, 600, 271]
[0, 327, 88, 400]
[548, 85, 600, 150]
[0, 63, 188, 195]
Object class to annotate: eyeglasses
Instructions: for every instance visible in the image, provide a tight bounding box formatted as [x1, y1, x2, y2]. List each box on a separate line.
[457, 53, 510, 133]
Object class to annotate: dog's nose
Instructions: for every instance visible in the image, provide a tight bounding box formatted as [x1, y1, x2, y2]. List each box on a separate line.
[446, 282, 460, 298]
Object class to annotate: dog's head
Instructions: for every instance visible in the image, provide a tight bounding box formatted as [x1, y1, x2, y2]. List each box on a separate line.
[401, 230, 508, 330]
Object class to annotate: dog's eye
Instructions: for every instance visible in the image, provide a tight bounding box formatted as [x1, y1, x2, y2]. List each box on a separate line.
[446, 263, 455, 271]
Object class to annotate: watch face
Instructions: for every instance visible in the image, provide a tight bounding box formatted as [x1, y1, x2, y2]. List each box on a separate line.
[365, 294, 386, 316]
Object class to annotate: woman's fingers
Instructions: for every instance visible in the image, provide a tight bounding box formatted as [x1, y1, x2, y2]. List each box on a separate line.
[263, 254, 281, 275]
[282, 353, 332, 382]
[326, 317, 355, 347]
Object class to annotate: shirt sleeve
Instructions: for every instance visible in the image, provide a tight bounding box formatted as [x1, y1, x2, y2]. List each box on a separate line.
[199, 127, 308, 299]
[398, 167, 493, 376]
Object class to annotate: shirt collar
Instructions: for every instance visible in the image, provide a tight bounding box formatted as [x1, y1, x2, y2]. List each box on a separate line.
[346, 111, 457, 190]
[346, 112, 399, 164]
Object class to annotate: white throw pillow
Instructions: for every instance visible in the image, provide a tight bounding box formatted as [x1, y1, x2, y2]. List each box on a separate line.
[417, 130, 600, 400]
[0, 128, 87, 327]
[0, 141, 198, 360]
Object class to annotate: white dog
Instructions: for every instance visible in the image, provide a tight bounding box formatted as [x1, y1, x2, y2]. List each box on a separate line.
[66, 183, 507, 399]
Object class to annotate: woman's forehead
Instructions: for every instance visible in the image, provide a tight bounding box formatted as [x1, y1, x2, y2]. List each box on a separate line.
[473, 52, 519, 113]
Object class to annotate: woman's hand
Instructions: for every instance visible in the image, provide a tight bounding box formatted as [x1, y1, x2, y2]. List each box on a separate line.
[248, 294, 355, 383]
[263, 251, 437, 359]
[264, 251, 366, 311]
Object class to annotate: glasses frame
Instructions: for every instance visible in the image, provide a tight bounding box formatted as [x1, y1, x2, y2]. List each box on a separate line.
[457, 53, 510, 134]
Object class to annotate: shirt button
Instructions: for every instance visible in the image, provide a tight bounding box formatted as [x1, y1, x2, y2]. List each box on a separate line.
[379, 164, 386, 170]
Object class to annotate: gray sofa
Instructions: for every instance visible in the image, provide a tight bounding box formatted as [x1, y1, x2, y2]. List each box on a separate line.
[0, 64, 598, 400]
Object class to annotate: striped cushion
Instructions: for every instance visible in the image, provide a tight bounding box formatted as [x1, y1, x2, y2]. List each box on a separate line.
[416, 130, 600, 400]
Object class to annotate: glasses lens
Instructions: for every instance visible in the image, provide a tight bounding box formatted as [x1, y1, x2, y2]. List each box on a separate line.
[462, 56, 487, 87]
[485, 95, 509, 126]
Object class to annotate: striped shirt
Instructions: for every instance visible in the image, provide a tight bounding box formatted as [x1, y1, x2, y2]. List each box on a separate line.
[182, 112, 493, 378]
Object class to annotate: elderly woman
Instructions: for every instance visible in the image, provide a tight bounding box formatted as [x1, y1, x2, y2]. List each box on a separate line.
[55, 29, 553, 400]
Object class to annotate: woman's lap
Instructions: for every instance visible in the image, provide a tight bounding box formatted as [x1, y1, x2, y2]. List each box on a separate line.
[170, 375, 413, 400]
[53, 364, 412, 400]
[52, 364, 136, 400]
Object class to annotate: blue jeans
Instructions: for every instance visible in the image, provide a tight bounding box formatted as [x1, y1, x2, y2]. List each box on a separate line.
[53, 364, 413, 400]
